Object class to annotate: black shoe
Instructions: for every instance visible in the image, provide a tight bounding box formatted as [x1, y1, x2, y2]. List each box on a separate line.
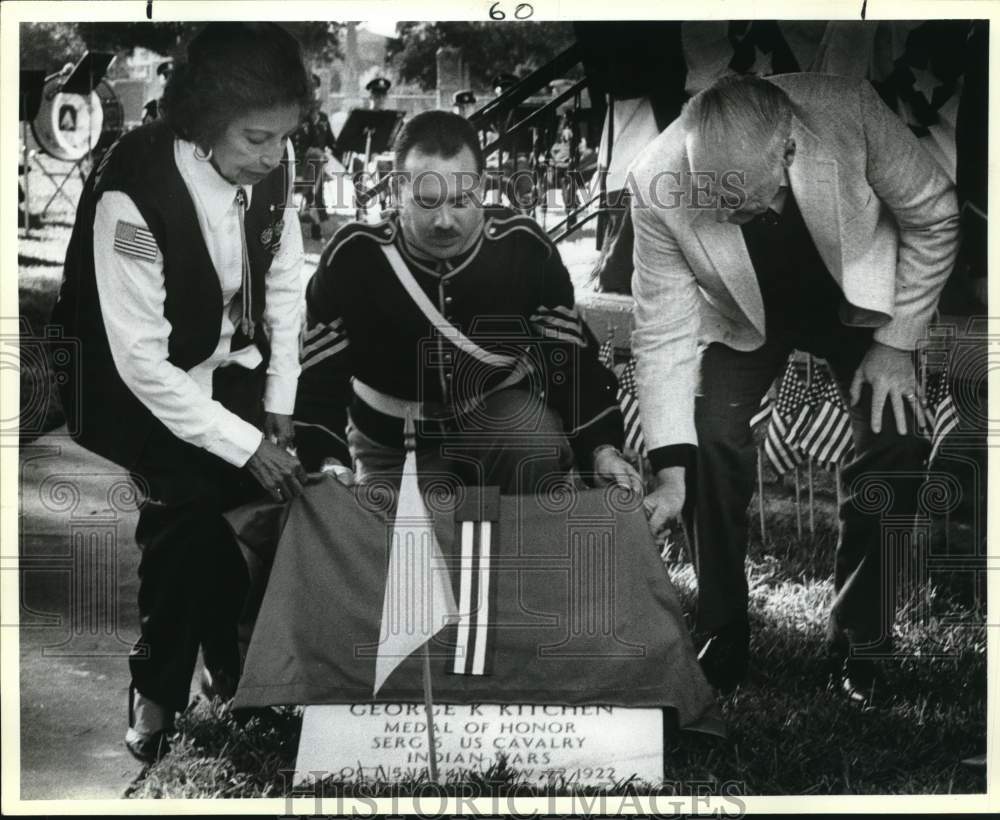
[200, 667, 238, 702]
[697, 618, 750, 694]
[830, 655, 885, 707]
[825, 632, 887, 707]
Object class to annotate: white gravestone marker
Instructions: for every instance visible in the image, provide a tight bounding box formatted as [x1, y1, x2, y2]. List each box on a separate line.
[294, 703, 663, 787]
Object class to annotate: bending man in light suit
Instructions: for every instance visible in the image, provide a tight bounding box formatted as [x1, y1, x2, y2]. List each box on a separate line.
[630, 74, 959, 701]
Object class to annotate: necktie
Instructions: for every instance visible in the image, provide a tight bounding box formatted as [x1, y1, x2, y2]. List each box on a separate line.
[752, 208, 781, 227]
[234, 188, 255, 339]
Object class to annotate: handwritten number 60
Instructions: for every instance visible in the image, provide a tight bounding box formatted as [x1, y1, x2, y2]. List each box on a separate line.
[489, 2, 534, 20]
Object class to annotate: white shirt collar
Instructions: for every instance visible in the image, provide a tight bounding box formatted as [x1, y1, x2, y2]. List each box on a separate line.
[174, 139, 253, 227]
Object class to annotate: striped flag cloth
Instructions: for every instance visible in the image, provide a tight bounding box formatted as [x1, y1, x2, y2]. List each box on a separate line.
[598, 335, 614, 370]
[451, 515, 496, 676]
[797, 364, 855, 470]
[226, 483, 724, 736]
[750, 390, 774, 431]
[924, 370, 959, 465]
[617, 357, 646, 455]
[762, 360, 809, 474]
[373, 428, 459, 695]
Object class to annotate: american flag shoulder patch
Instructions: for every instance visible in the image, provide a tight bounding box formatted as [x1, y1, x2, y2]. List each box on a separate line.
[113, 220, 158, 262]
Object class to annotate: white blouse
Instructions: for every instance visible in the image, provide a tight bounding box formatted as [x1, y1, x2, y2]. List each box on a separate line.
[92, 138, 304, 467]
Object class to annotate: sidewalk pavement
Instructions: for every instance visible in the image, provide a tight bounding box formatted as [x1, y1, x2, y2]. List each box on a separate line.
[18, 428, 199, 799]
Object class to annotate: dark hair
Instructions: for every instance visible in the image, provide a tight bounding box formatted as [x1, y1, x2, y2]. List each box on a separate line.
[393, 110, 484, 174]
[160, 22, 311, 148]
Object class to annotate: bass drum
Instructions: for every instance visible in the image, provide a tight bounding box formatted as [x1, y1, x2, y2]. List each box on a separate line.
[94, 80, 125, 156]
[31, 76, 124, 162]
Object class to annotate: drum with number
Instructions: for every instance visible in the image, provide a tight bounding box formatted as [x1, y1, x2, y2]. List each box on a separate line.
[31, 76, 124, 162]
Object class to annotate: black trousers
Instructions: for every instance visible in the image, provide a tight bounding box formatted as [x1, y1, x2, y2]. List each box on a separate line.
[691, 330, 930, 649]
[128, 365, 265, 713]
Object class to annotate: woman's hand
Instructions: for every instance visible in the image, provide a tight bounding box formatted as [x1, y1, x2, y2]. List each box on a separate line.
[592, 446, 644, 494]
[246, 437, 307, 502]
[263, 412, 295, 449]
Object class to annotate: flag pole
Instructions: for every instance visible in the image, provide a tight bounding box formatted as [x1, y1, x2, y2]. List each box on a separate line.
[808, 459, 815, 536]
[421, 644, 441, 784]
[756, 445, 766, 543]
[794, 466, 803, 539]
[407, 404, 440, 785]
[805, 355, 816, 536]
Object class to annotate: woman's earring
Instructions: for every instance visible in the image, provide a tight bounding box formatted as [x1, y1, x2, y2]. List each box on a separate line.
[193, 144, 213, 161]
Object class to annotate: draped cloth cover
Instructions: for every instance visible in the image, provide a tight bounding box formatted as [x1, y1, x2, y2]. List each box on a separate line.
[227, 480, 724, 737]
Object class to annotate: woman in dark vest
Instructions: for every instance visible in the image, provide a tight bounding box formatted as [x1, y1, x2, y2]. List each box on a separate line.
[51, 23, 311, 764]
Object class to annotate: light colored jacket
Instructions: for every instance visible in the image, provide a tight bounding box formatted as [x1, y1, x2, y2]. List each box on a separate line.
[628, 73, 960, 451]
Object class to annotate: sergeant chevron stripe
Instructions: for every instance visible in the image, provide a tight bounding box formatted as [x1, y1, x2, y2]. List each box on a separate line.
[529, 304, 587, 347]
[301, 318, 349, 369]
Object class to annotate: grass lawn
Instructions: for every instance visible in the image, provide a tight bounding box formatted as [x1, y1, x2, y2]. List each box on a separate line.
[18, 154, 986, 798]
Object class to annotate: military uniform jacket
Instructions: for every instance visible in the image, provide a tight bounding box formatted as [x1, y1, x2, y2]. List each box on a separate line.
[294, 207, 624, 470]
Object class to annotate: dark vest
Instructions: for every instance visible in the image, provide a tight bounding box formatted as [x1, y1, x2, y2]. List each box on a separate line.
[51, 121, 288, 469]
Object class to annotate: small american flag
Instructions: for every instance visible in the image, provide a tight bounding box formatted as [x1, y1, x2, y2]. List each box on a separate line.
[762, 360, 808, 474]
[750, 390, 774, 430]
[598, 335, 614, 370]
[797, 364, 854, 470]
[617, 357, 646, 455]
[924, 370, 959, 465]
[113, 220, 158, 262]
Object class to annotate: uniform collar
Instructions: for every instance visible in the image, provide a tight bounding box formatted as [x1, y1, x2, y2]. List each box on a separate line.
[175, 139, 253, 228]
[395, 214, 484, 278]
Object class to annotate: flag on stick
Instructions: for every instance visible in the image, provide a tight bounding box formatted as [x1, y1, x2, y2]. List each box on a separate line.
[617, 357, 646, 456]
[227, 483, 724, 737]
[598, 331, 615, 370]
[797, 365, 855, 470]
[924, 370, 959, 465]
[750, 390, 774, 431]
[762, 360, 809, 474]
[372, 414, 459, 696]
